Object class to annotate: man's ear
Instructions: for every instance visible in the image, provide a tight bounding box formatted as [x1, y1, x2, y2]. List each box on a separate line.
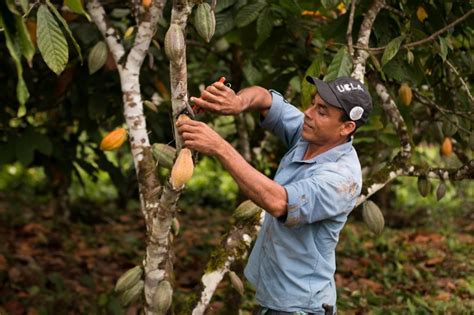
[340, 121, 356, 137]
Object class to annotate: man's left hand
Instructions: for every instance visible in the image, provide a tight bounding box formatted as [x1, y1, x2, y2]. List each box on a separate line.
[176, 119, 225, 156]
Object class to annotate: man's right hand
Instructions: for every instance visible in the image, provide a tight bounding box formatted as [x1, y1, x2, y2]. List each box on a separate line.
[190, 79, 246, 115]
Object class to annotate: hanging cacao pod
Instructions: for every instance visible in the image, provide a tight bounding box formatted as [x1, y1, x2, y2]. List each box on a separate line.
[152, 280, 172, 314]
[100, 128, 127, 151]
[233, 200, 262, 221]
[194, 2, 216, 43]
[142, 0, 152, 8]
[170, 148, 194, 188]
[362, 200, 384, 235]
[417, 176, 431, 197]
[436, 181, 447, 201]
[88, 41, 108, 75]
[115, 265, 143, 293]
[171, 217, 180, 236]
[152, 143, 177, 169]
[164, 24, 185, 64]
[416, 6, 428, 22]
[440, 137, 453, 157]
[120, 279, 144, 306]
[398, 83, 412, 106]
[228, 271, 244, 296]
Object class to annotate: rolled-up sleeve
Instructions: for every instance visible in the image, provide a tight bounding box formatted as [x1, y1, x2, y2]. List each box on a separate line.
[279, 166, 360, 227]
[260, 90, 304, 148]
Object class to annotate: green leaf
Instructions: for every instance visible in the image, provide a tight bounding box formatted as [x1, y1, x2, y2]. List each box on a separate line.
[242, 62, 262, 85]
[323, 47, 352, 82]
[215, 0, 238, 13]
[381, 35, 404, 66]
[19, 0, 29, 14]
[37, 4, 69, 75]
[301, 54, 323, 109]
[32, 133, 53, 156]
[64, 0, 91, 21]
[0, 13, 30, 112]
[438, 37, 448, 62]
[235, 3, 267, 28]
[255, 8, 273, 48]
[215, 10, 235, 36]
[6, 0, 22, 15]
[15, 15, 35, 64]
[46, 0, 83, 63]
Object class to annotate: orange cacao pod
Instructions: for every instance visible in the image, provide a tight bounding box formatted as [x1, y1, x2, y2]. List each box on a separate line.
[398, 83, 412, 106]
[170, 148, 194, 188]
[142, 0, 152, 8]
[440, 137, 452, 157]
[100, 128, 128, 151]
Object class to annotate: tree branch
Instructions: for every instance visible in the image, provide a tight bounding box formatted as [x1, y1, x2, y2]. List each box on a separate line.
[192, 212, 264, 315]
[86, 0, 125, 67]
[354, 9, 474, 53]
[357, 160, 473, 206]
[445, 59, 474, 103]
[347, 0, 356, 58]
[351, 0, 385, 83]
[374, 81, 411, 159]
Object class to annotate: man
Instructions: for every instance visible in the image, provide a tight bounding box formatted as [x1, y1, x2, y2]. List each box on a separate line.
[176, 76, 372, 314]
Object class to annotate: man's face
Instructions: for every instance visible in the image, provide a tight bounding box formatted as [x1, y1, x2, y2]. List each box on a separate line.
[302, 93, 351, 145]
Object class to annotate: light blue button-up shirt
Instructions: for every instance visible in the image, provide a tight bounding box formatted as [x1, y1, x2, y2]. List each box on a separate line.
[244, 90, 362, 313]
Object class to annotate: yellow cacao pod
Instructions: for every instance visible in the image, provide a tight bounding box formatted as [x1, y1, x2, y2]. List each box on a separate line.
[233, 200, 262, 222]
[417, 176, 431, 197]
[177, 114, 191, 122]
[164, 24, 185, 64]
[362, 200, 384, 235]
[398, 83, 412, 106]
[152, 280, 172, 314]
[115, 265, 143, 293]
[440, 137, 452, 157]
[436, 181, 447, 201]
[100, 128, 127, 151]
[228, 271, 244, 296]
[88, 41, 108, 75]
[416, 6, 428, 23]
[170, 148, 194, 188]
[152, 143, 177, 169]
[194, 3, 216, 43]
[120, 279, 144, 306]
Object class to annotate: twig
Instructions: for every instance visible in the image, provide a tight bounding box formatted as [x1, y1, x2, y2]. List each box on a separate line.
[347, 0, 356, 57]
[351, 0, 385, 83]
[354, 9, 474, 53]
[445, 60, 474, 103]
[413, 90, 473, 134]
[382, 4, 405, 17]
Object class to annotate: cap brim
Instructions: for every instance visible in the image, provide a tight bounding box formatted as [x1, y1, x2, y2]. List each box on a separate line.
[306, 76, 343, 109]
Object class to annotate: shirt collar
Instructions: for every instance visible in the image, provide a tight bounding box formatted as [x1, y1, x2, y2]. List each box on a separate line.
[294, 137, 353, 164]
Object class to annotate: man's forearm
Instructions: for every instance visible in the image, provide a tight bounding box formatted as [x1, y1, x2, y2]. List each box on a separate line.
[238, 86, 272, 117]
[216, 141, 287, 218]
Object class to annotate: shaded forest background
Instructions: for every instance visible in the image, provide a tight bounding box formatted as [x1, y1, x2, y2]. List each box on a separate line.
[0, 0, 473, 314]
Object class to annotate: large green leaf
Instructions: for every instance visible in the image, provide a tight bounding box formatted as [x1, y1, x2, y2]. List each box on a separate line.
[301, 54, 323, 109]
[64, 0, 91, 21]
[215, 0, 238, 13]
[46, 0, 83, 63]
[235, 3, 267, 28]
[15, 16, 35, 64]
[256, 8, 273, 48]
[215, 10, 235, 36]
[243, 62, 262, 85]
[37, 4, 69, 75]
[381, 35, 404, 66]
[323, 47, 352, 81]
[0, 12, 29, 114]
[438, 37, 449, 62]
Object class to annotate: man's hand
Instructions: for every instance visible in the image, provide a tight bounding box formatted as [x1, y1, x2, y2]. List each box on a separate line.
[176, 119, 225, 156]
[190, 80, 246, 115]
